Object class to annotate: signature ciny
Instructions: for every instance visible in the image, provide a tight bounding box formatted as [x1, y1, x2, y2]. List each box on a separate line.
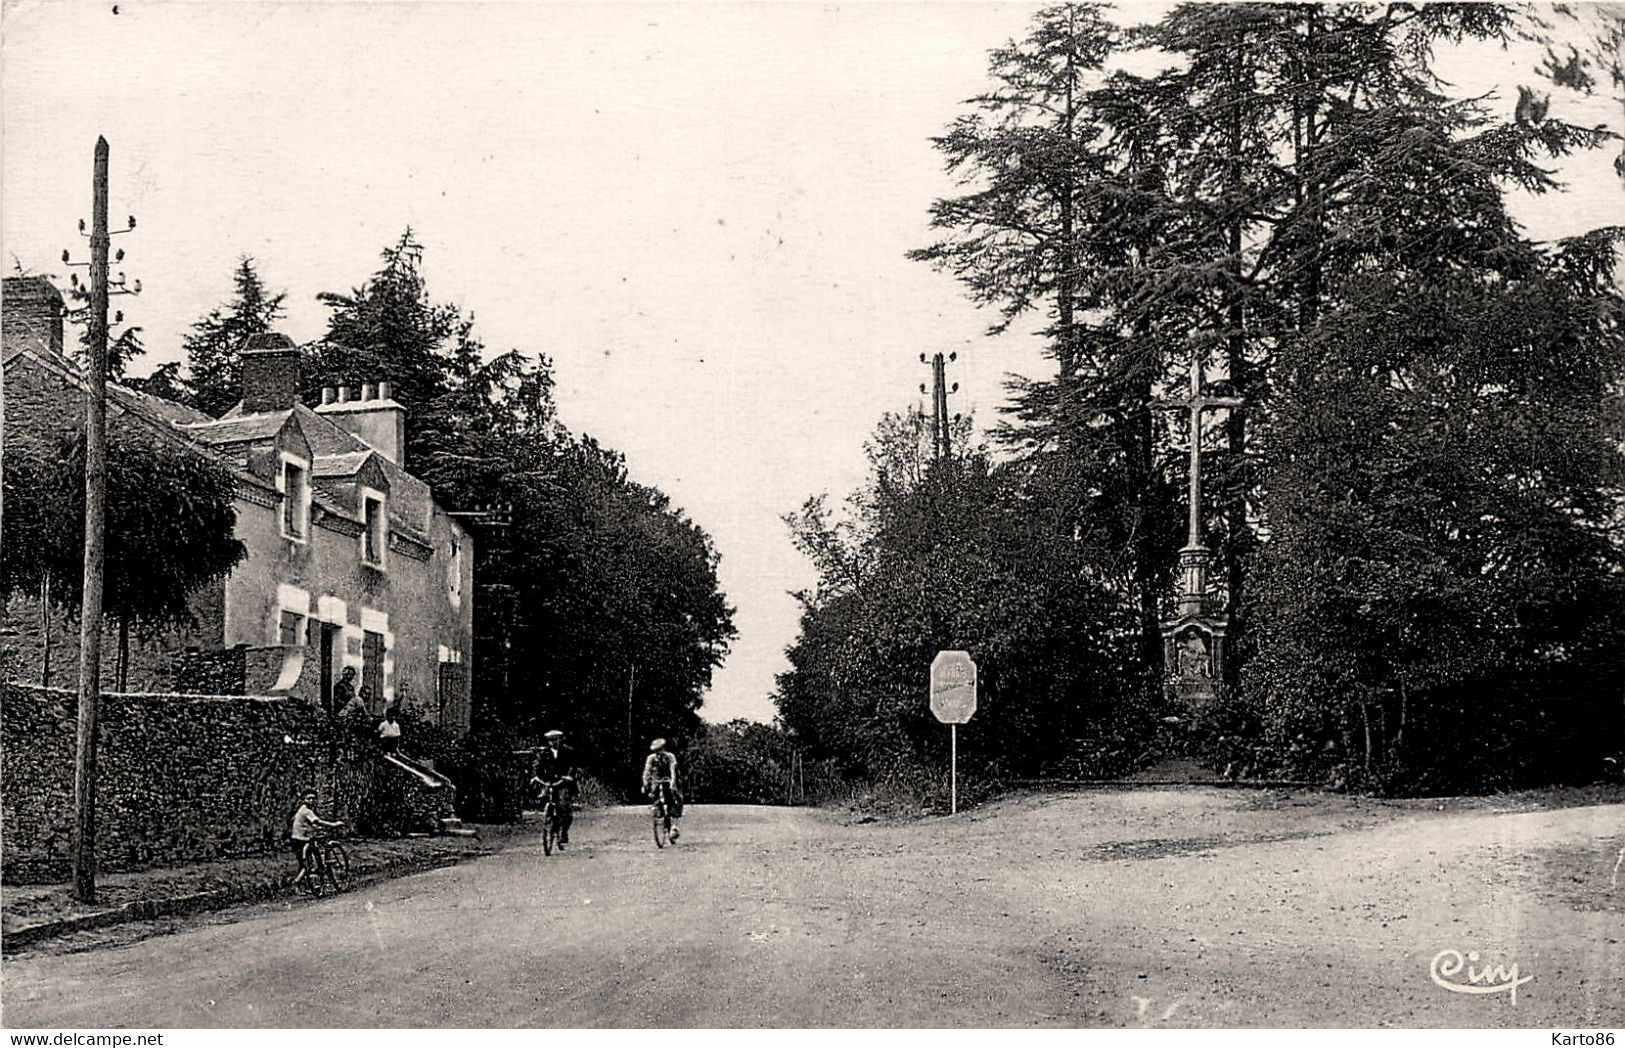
[1430, 949, 1533, 1005]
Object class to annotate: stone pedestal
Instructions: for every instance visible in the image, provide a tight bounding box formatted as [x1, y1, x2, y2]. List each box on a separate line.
[1161, 615, 1227, 708]
[1161, 544, 1227, 709]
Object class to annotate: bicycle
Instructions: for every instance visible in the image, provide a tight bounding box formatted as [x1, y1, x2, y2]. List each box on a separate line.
[296, 828, 352, 897]
[535, 778, 573, 856]
[650, 782, 676, 849]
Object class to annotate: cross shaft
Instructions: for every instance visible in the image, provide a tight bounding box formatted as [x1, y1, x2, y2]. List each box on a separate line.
[1154, 356, 1242, 551]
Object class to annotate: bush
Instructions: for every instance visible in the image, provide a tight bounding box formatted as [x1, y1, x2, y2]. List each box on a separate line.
[685, 721, 796, 805]
[439, 721, 528, 822]
[571, 774, 615, 810]
[394, 707, 458, 766]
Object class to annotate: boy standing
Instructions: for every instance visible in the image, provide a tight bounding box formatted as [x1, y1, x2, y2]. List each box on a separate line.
[289, 788, 342, 888]
[377, 708, 403, 753]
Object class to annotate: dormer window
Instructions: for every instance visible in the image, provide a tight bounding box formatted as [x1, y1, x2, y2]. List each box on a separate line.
[362, 489, 387, 569]
[280, 454, 310, 541]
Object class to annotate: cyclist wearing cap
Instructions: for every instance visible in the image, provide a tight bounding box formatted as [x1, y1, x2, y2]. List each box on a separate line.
[641, 738, 683, 841]
[530, 729, 578, 847]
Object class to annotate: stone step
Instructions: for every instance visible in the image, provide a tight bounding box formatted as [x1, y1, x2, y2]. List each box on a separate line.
[438, 816, 476, 837]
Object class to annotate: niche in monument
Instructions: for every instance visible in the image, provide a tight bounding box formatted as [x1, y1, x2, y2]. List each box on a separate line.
[1161, 617, 1226, 708]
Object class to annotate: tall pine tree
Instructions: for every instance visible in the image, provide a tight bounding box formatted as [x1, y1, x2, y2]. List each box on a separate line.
[182, 257, 287, 417]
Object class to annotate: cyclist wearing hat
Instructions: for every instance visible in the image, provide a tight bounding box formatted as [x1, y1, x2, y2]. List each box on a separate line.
[641, 738, 683, 841]
[530, 729, 578, 847]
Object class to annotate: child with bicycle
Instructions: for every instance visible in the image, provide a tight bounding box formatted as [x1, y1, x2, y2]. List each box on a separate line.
[289, 788, 343, 890]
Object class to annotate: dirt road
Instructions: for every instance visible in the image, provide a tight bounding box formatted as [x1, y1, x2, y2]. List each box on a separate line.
[3, 791, 1621, 1028]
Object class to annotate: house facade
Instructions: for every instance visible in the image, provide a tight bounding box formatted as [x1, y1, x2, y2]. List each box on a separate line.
[1, 276, 474, 733]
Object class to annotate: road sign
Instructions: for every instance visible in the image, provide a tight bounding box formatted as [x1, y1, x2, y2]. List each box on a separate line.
[930, 650, 977, 724]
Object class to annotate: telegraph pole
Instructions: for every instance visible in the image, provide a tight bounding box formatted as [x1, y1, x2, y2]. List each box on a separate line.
[70, 137, 111, 904]
[919, 351, 959, 464]
[626, 662, 636, 785]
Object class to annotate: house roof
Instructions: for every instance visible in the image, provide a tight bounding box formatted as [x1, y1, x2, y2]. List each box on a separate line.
[116, 386, 213, 427]
[290, 403, 432, 532]
[6, 332, 456, 542]
[311, 451, 372, 478]
[179, 411, 295, 446]
[2, 342, 276, 498]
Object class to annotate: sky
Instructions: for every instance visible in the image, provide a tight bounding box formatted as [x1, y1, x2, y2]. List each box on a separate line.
[4, 2, 1620, 724]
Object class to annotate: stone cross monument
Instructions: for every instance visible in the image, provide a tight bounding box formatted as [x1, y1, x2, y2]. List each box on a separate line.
[1155, 355, 1241, 707]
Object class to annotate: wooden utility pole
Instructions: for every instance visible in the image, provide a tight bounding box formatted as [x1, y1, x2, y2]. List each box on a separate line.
[71, 136, 112, 904]
[626, 662, 636, 784]
[919, 351, 959, 464]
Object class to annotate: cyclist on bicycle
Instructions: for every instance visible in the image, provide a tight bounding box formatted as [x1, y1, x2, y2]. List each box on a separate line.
[641, 738, 682, 841]
[289, 788, 342, 889]
[529, 729, 578, 847]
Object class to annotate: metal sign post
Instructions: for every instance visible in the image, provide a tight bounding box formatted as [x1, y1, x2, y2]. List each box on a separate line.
[929, 650, 977, 815]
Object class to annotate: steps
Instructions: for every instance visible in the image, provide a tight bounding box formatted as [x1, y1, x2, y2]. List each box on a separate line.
[438, 815, 477, 837]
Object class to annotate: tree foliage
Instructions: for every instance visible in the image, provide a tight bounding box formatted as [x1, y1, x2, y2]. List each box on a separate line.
[2, 416, 248, 686]
[862, 2, 1625, 793]
[1247, 237, 1625, 790]
[181, 256, 287, 417]
[776, 412, 1148, 785]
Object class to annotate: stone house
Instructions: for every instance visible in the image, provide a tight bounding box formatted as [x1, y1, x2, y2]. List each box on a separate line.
[1, 276, 474, 733]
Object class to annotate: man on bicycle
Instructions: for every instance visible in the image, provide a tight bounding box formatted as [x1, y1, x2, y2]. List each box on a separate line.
[641, 738, 682, 841]
[530, 729, 577, 847]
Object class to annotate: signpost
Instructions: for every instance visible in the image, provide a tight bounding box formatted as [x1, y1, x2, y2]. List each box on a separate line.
[929, 650, 977, 814]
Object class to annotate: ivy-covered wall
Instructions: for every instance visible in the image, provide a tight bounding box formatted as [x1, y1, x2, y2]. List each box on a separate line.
[0, 682, 452, 884]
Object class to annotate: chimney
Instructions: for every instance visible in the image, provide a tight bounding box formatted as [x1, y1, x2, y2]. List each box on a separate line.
[315, 377, 407, 466]
[239, 333, 301, 413]
[2, 276, 65, 357]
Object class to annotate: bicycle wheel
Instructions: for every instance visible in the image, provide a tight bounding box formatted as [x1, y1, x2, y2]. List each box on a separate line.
[324, 841, 352, 893]
[653, 804, 669, 849]
[303, 844, 329, 898]
[542, 804, 557, 856]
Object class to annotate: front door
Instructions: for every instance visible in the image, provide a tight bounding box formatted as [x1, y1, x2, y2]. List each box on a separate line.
[319, 625, 337, 713]
[362, 631, 385, 714]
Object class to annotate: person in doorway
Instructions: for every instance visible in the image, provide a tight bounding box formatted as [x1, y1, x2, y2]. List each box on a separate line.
[641, 738, 683, 842]
[331, 666, 358, 717]
[530, 730, 578, 847]
[377, 707, 403, 753]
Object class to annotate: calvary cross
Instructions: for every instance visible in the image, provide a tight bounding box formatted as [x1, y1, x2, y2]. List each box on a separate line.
[1154, 354, 1243, 614]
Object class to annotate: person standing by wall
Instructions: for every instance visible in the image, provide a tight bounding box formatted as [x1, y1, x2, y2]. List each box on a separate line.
[338, 682, 371, 735]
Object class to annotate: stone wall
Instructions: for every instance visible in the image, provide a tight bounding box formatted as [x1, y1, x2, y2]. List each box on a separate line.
[0, 682, 453, 884]
[171, 646, 248, 695]
[0, 591, 221, 696]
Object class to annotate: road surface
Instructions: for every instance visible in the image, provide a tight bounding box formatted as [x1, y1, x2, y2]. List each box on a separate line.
[3, 793, 1622, 1027]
